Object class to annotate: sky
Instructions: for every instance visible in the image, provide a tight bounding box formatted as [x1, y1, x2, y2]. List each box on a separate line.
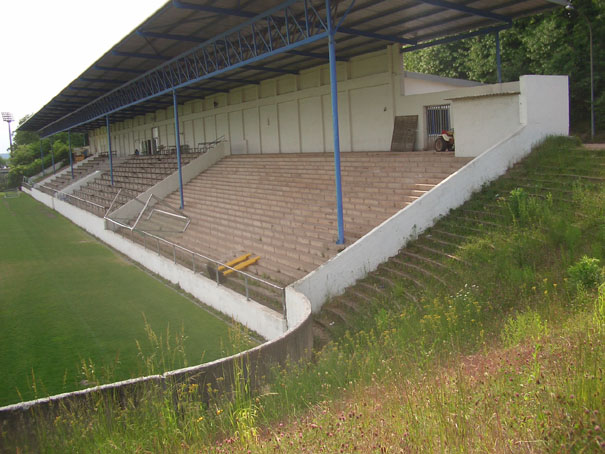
[0, 0, 168, 156]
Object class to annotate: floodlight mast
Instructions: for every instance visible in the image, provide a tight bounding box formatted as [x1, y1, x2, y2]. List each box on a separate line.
[1, 112, 14, 153]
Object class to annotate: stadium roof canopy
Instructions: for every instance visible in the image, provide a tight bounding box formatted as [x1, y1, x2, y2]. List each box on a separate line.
[19, 0, 565, 137]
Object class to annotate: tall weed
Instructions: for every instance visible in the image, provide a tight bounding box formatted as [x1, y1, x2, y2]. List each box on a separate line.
[501, 310, 548, 348]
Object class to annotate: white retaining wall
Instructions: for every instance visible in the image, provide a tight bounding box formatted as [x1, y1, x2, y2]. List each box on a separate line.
[292, 75, 569, 311]
[24, 187, 291, 341]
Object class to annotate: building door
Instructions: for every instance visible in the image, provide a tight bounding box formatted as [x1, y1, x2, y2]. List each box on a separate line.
[425, 104, 451, 150]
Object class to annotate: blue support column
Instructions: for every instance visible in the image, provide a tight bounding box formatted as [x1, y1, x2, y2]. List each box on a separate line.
[172, 89, 185, 209]
[495, 31, 502, 83]
[106, 115, 114, 185]
[326, 0, 345, 245]
[40, 141, 44, 176]
[68, 131, 74, 179]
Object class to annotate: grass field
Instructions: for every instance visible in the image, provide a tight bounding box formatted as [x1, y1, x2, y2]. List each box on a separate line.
[0, 194, 253, 406]
[3, 137, 604, 453]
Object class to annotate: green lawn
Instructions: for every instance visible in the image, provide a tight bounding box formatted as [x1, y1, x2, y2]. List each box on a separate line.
[0, 194, 250, 406]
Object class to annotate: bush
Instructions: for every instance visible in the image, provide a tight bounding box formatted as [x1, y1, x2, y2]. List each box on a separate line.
[568, 256, 603, 290]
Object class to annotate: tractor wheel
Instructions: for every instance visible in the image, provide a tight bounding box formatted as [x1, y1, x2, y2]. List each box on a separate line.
[434, 137, 447, 152]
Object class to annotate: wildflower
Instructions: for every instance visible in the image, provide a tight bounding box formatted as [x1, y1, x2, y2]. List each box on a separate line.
[532, 286, 537, 291]
[216, 409, 223, 415]
[544, 290, 548, 295]
[553, 283, 557, 288]
[197, 416, 204, 422]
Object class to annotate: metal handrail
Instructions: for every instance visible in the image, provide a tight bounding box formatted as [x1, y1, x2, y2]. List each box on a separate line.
[132, 194, 154, 230]
[105, 188, 122, 217]
[104, 216, 287, 319]
[196, 135, 225, 153]
[37, 184, 106, 212]
[146, 208, 191, 231]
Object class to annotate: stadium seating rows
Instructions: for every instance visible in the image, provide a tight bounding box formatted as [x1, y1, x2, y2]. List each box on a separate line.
[157, 151, 472, 285]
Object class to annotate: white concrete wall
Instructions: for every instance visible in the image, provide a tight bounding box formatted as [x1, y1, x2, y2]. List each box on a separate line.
[519, 75, 569, 135]
[292, 75, 569, 312]
[396, 81, 521, 151]
[26, 188, 287, 341]
[452, 93, 521, 157]
[89, 46, 474, 155]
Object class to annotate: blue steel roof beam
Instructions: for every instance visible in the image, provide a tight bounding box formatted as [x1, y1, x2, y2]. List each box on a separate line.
[297, 0, 497, 56]
[39, 0, 330, 137]
[94, 65, 145, 74]
[244, 64, 298, 75]
[59, 94, 94, 100]
[53, 101, 84, 106]
[79, 77, 126, 84]
[185, 86, 229, 94]
[415, 0, 512, 23]
[337, 27, 417, 45]
[172, 1, 257, 18]
[68, 87, 108, 93]
[211, 76, 260, 85]
[137, 30, 206, 43]
[329, 0, 501, 56]
[152, 0, 258, 61]
[111, 50, 170, 60]
[401, 23, 511, 51]
[287, 49, 346, 60]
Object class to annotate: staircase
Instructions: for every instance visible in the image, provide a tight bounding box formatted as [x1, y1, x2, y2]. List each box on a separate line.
[311, 143, 605, 347]
[38, 155, 108, 193]
[157, 151, 471, 287]
[70, 153, 199, 215]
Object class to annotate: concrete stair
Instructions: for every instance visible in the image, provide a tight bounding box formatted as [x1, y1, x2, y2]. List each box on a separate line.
[38, 155, 109, 193]
[157, 151, 471, 286]
[68, 152, 199, 215]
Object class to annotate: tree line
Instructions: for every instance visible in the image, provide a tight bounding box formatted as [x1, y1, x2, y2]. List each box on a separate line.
[2, 115, 86, 189]
[403, 0, 603, 136]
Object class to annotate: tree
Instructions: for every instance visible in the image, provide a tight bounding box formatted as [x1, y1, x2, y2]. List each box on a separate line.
[7, 115, 87, 181]
[403, 0, 604, 135]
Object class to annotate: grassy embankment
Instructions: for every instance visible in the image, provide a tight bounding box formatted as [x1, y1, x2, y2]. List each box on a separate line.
[3, 136, 604, 453]
[0, 194, 252, 407]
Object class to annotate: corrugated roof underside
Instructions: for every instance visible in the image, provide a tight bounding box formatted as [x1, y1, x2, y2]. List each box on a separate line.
[20, 0, 559, 133]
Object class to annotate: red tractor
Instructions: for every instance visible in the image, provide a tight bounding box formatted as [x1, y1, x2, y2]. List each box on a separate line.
[434, 130, 455, 152]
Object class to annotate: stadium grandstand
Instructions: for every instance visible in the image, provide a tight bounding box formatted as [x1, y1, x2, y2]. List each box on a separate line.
[21, 0, 569, 333]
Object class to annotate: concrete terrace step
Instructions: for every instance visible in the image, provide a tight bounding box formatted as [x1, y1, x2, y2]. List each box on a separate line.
[153, 151, 469, 285]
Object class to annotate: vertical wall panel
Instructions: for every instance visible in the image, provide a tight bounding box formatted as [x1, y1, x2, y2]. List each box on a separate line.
[260, 105, 279, 153]
[216, 113, 229, 141]
[193, 118, 204, 145]
[321, 93, 351, 153]
[278, 100, 300, 153]
[243, 108, 260, 154]
[229, 111, 246, 154]
[350, 85, 392, 151]
[299, 97, 324, 153]
[184, 120, 195, 148]
[204, 117, 217, 141]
